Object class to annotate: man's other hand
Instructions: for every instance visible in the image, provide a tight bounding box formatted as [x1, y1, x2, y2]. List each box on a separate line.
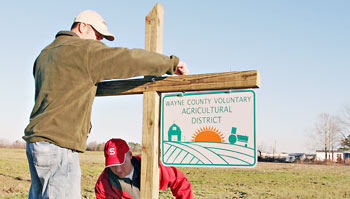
[175, 61, 189, 75]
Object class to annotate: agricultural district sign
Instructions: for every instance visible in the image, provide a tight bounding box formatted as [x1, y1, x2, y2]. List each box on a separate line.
[160, 90, 257, 168]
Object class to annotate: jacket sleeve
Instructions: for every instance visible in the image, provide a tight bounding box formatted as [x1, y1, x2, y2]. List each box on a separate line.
[159, 163, 193, 199]
[95, 168, 124, 199]
[86, 41, 179, 83]
[95, 169, 108, 199]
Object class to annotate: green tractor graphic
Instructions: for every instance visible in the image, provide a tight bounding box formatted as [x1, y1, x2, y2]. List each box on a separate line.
[229, 127, 249, 147]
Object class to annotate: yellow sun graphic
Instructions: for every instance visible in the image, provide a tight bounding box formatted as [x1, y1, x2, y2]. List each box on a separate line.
[192, 126, 225, 143]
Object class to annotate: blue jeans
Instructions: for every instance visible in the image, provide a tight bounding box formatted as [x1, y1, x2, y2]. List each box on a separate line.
[26, 141, 81, 199]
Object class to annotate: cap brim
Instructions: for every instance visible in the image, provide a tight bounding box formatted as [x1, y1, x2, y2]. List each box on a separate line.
[91, 24, 115, 41]
[105, 151, 127, 167]
[104, 35, 115, 41]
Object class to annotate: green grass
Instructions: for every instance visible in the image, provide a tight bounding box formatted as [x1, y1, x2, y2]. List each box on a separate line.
[1, 148, 350, 198]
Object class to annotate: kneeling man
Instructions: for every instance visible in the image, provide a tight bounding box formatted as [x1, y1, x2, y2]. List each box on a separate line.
[95, 138, 193, 199]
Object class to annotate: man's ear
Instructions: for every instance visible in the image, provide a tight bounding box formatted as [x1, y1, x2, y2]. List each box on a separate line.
[78, 22, 87, 34]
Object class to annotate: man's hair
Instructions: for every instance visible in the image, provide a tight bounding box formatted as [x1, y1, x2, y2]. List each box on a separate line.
[70, 22, 80, 30]
[70, 22, 95, 32]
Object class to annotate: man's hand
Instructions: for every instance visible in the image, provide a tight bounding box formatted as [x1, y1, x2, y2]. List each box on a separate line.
[175, 61, 189, 75]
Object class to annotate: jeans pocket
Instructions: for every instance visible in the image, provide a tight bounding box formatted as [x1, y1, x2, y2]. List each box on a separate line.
[32, 142, 57, 167]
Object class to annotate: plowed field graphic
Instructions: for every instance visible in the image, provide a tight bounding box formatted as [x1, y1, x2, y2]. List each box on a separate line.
[162, 141, 256, 166]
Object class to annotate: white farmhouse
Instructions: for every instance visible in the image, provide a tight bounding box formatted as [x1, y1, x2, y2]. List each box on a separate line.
[316, 150, 350, 163]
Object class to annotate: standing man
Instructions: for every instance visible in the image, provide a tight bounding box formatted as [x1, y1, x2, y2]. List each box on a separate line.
[95, 138, 193, 199]
[23, 10, 189, 199]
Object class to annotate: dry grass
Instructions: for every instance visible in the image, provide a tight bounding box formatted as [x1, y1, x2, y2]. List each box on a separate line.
[1, 148, 350, 198]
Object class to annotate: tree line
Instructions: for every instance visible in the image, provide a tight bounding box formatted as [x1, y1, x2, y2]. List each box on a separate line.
[0, 139, 142, 154]
[86, 141, 142, 153]
[0, 139, 26, 149]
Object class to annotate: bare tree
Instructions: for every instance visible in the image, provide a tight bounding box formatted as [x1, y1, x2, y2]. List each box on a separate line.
[0, 139, 10, 148]
[128, 142, 142, 154]
[340, 135, 350, 151]
[257, 142, 267, 153]
[312, 113, 342, 161]
[341, 105, 350, 136]
[97, 142, 105, 151]
[11, 140, 26, 149]
[339, 105, 350, 150]
[86, 141, 98, 151]
[86, 141, 106, 151]
[0, 139, 25, 149]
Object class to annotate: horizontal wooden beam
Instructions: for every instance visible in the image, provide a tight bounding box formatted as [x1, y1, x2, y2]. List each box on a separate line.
[96, 70, 260, 96]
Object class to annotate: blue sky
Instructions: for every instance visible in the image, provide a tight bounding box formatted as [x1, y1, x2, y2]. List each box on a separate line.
[0, 1, 349, 153]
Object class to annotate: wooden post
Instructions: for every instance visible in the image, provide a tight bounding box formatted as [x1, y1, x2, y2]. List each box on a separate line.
[145, 3, 164, 53]
[141, 91, 160, 199]
[141, 3, 164, 199]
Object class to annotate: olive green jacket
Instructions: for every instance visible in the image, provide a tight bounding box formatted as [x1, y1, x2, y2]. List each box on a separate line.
[23, 31, 179, 152]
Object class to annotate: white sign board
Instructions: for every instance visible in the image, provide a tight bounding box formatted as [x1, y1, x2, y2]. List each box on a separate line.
[160, 90, 256, 167]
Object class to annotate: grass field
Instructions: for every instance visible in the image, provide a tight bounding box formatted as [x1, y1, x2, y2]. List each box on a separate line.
[1, 148, 350, 199]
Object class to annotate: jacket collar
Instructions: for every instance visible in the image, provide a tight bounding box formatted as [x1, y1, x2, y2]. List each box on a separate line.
[55, 31, 79, 39]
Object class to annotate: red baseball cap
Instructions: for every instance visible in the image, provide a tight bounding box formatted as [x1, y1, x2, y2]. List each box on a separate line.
[104, 138, 130, 167]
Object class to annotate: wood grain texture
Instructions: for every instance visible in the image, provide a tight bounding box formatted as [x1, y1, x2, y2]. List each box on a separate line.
[141, 3, 163, 199]
[140, 91, 160, 199]
[96, 70, 260, 96]
[145, 3, 164, 53]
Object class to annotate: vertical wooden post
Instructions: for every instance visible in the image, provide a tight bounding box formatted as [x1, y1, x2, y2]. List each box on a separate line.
[145, 3, 164, 53]
[141, 3, 164, 199]
[141, 91, 160, 199]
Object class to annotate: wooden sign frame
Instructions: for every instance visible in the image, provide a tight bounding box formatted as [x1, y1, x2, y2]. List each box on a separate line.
[96, 3, 260, 198]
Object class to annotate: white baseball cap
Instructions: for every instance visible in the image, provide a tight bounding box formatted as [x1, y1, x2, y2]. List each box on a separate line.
[74, 10, 115, 41]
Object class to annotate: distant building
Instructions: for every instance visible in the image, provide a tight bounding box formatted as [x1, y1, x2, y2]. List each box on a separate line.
[258, 151, 315, 163]
[289, 153, 306, 161]
[316, 150, 350, 163]
[258, 151, 296, 163]
[304, 154, 316, 162]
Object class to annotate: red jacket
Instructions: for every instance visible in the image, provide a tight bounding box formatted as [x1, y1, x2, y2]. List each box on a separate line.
[95, 156, 193, 199]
